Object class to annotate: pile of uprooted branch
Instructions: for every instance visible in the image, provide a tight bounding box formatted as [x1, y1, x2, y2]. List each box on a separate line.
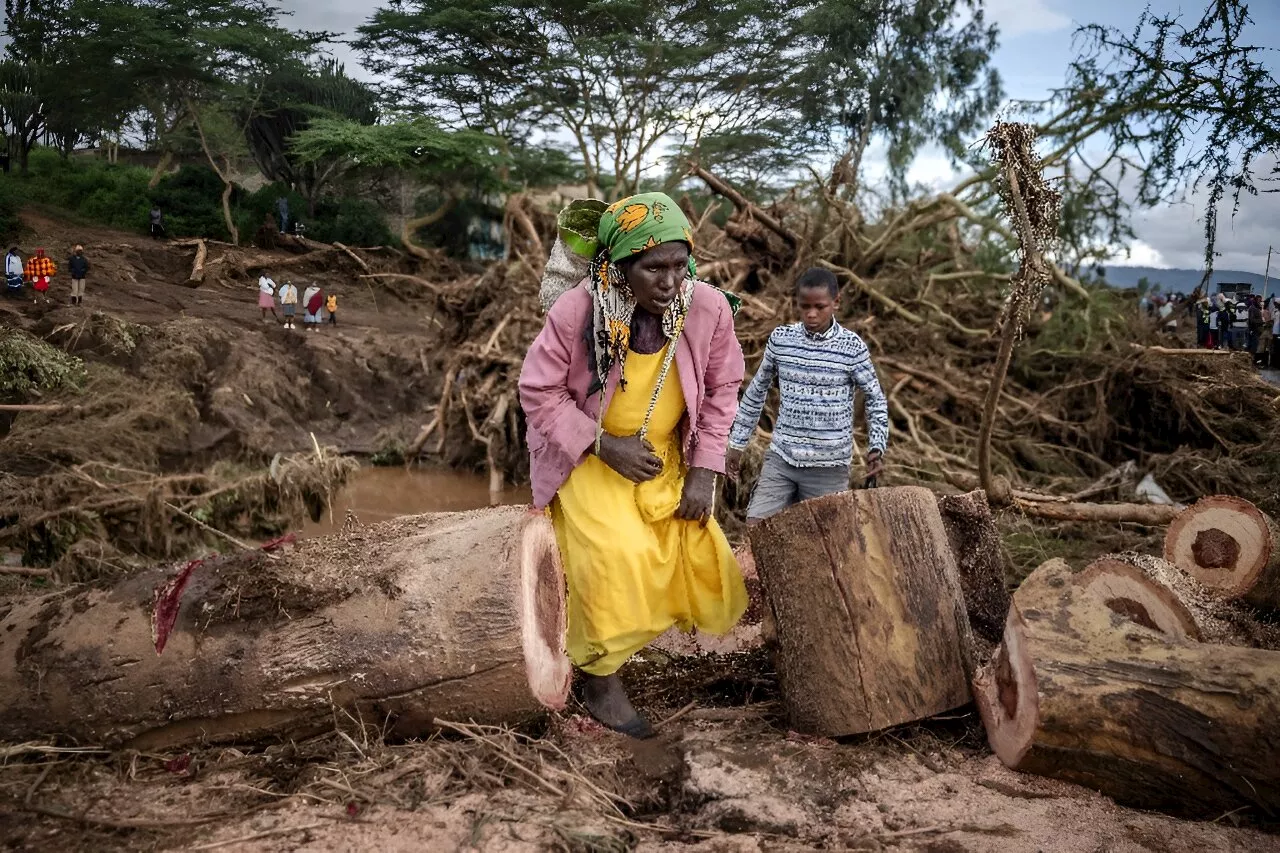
[402, 163, 1280, 526]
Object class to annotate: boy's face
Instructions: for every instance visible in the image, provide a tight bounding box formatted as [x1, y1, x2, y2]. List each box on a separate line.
[796, 285, 837, 334]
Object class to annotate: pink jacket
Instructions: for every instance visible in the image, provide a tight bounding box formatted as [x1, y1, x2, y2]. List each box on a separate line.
[519, 281, 746, 509]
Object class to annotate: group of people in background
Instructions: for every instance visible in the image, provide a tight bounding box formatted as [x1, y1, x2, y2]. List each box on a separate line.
[3, 245, 90, 305]
[1191, 291, 1277, 365]
[257, 274, 336, 331]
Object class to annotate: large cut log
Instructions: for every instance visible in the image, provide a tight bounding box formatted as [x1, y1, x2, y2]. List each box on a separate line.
[0, 507, 570, 750]
[750, 486, 975, 737]
[974, 558, 1280, 817]
[1164, 495, 1280, 608]
[936, 489, 1011, 646]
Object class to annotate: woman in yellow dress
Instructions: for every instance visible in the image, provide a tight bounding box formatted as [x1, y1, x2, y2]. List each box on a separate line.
[519, 192, 748, 737]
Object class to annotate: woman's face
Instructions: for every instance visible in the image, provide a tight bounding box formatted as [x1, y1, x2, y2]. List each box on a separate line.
[620, 241, 689, 315]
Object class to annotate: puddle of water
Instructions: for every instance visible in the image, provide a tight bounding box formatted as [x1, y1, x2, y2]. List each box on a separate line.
[303, 465, 532, 538]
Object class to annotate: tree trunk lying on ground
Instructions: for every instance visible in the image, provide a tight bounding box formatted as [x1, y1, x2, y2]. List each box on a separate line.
[0, 507, 570, 750]
[974, 557, 1280, 817]
[1164, 495, 1280, 609]
[750, 486, 975, 737]
[936, 490, 1011, 646]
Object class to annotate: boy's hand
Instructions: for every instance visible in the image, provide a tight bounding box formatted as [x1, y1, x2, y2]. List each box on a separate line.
[865, 449, 885, 481]
[676, 467, 716, 525]
[596, 434, 662, 483]
[725, 448, 743, 481]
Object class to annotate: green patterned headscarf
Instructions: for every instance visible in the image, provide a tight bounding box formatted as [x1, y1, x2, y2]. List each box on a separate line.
[597, 193, 697, 276]
[587, 192, 695, 399]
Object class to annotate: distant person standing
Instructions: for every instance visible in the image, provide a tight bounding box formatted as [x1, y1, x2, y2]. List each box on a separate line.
[325, 292, 338, 326]
[257, 274, 279, 322]
[278, 279, 298, 329]
[68, 245, 89, 305]
[1195, 297, 1211, 348]
[24, 248, 56, 304]
[1270, 297, 1280, 369]
[1231, 298, 1250, 351]
[302, 282, 323, 332]
[1248, 295, 1265, 361]
[277, 196, 289, 233]
[4, 247, 22, 300]
[149, 206, 166, 239]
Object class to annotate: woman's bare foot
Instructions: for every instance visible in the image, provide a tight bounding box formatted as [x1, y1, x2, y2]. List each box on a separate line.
[581, 673, 653, 739]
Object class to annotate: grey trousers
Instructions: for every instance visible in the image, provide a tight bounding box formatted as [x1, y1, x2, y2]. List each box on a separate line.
[746, 452, 850, 521]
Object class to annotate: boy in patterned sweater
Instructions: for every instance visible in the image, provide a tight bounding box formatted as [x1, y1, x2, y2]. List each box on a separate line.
[726, 268, 889, 522]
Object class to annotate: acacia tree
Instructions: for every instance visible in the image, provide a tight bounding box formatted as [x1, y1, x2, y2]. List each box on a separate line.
[356, 0, 796, 199]
[244, 61, 379, 217]
[289, 117, 505, 257]
[1030, 1, 1280, 279]
[795, 0, 1002, 197]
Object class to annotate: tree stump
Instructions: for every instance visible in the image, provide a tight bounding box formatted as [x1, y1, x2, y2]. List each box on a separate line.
[974, 558, 1280, 817]
[749, 486, 975, 737]
[1164, 495, 1280, 608]
[936, 489, 1011, 646]
[0, 507, 570, 750]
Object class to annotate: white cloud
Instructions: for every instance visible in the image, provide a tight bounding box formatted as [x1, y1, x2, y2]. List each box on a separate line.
[1106, 239, 1168, 268]
[985, 0, 1071, 38]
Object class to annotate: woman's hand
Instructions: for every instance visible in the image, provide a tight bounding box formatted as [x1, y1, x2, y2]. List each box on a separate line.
[596, 434, 662, 483]
[676, 467, 716, 525]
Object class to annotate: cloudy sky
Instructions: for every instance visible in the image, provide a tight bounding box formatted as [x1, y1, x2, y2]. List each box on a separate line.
[279, 0, 1280, 275]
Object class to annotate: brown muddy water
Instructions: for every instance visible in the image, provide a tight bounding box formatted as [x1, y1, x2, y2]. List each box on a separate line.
[302, 465, 533, 538]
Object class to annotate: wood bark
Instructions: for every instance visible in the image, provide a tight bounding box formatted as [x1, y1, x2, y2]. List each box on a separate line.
[749, 486, 975, 737]
[974, 558, 1280, 817]
[935, 490, 1011, 645]
[1164, 495, 1280, 609]
[1013, 499, 1179, 525]
[688, 164, 800, 247]
[0, 507, 571, 750]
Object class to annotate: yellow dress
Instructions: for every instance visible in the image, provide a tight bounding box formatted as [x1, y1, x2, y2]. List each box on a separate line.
[551, 345, 748, 676]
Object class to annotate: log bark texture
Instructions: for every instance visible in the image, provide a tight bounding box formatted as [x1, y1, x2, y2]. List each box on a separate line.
[1164, 495, 1280, 609]
[0, 507, 570, 750]
[974, 558, 1280, 817]
[750, 486, 975, 737]
[936, 489, 1011, 645]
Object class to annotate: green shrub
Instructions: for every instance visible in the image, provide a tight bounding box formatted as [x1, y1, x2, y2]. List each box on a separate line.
[0, 328, 86, 400]
[1, 147, 394, 247]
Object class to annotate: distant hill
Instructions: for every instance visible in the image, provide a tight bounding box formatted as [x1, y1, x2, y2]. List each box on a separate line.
[1101, 266, 1270, 294]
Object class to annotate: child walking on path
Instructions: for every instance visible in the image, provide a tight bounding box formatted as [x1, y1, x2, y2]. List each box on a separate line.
[278, 280, 298, 329]
[68, 246, 89, 305]
[325, 292, 337, 325]
[726, 268, 889, 522]
[24, 248, 56, 305]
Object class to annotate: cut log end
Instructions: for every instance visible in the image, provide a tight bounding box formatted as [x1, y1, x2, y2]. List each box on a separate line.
[519, 512, 571, 709]
[1076, 558, 1202, 642]
[973, 606, 1037, 769]
[1164, 495, 1278, 605]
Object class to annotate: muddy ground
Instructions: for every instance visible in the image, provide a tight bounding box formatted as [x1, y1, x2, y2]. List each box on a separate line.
[1, 215, 1277, 851]
[1, 210, 459, 461]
